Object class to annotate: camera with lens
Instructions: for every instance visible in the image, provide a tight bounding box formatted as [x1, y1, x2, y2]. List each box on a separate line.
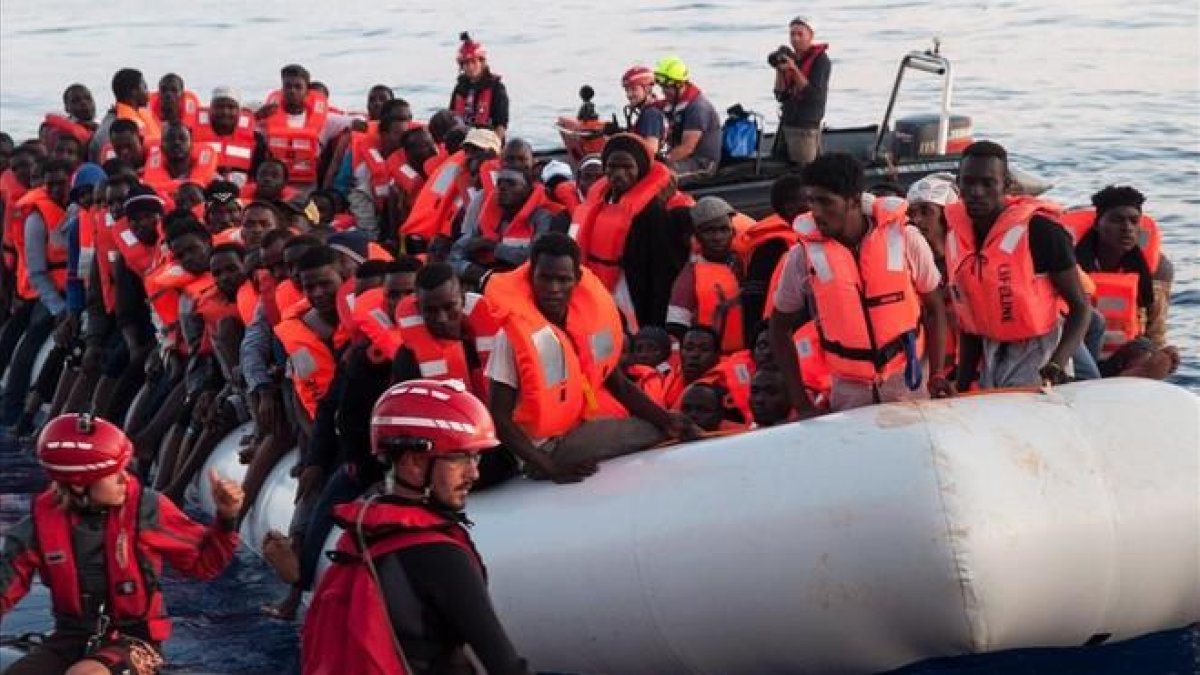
[768, 45, 797, 68]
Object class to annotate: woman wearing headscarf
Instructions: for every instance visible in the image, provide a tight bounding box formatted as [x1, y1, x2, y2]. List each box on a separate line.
[573, 134, 691, 329]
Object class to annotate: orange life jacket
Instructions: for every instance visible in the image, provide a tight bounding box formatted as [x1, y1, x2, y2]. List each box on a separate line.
[13, 187, 68, 297]
[791, 321, 833, 408]
[1058, 207, 1158, 358]
[193, 107, 258, 182]
[395, 292, 499, 399]
[145, 261, 213, 354]
[795, 196, 924, 383]
[237, 183, 298, 205]
[572, 161, 672, 290]
[547, 179, 582, 214]
[276, 306, 347, 421]
[91, 213, 119, 313]
[109, 217, 161, 279]
[212, 227, 243, 247]
[345, 286, 404, 364]
[625, 363, 666, 406]
[149, 90, 202, 130]
[393, 157, 431, 203]
[115, 102, 161, 145]
[1058, 206, 1162, 274]
[263, 93, 329, 185]
[350, 131, 404, 208]
[484, 263, 624, 439]
[1, 171, 28, 280]
[945, 197, 1062, 342]
[365, 241, 395, 263]
[666, 190, 696, 211]
[691, 259, 744, 353]
[663, 356, 753, 421]
[42, 113, 93, 146]
[77, 206, 103, 303]
[190, 283, 238, 355]
[236, 281, 259, 326]
[142, 145, 220, 200]
[401, 151, 469, 242]
[274, 279, 306, 320]
[264, 89, 327, 114]
[734, 213, 800, 275]
[477, 184, 564, 249]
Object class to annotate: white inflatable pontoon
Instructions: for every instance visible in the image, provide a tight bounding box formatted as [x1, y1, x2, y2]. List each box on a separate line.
[198, 378, 1200, 674]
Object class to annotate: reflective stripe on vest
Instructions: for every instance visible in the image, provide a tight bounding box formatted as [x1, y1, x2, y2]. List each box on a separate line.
[799, 196, 921, 382]
[944, 198, 1061, 342]
[484, 264, 622, 438]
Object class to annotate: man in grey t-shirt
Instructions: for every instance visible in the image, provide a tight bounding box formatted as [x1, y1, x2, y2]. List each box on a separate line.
[654, 56, 723, 179]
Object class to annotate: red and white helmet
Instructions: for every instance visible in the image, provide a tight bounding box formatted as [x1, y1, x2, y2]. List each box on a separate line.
[621, 65, 655, 88]
[37, 413, 133, 486]
[457, 32, 487, 64]
[371, 379, 498, 458]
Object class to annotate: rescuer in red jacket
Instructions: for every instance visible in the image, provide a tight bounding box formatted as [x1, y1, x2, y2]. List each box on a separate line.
[0, 413, 243, 675]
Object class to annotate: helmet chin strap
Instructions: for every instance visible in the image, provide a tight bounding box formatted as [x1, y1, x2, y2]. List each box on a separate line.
[390, 455, 437, 503]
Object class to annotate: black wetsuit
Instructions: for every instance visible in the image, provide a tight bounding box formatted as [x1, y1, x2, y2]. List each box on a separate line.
[377, 538, 531, 675]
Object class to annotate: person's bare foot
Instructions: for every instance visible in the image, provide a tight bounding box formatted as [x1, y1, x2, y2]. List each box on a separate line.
[261, 530, 300, 584]
[261, 587, 301, 621]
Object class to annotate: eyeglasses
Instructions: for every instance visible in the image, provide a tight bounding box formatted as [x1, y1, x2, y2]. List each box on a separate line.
[437, 453, 483, 466]
[655, 76, 679, 87]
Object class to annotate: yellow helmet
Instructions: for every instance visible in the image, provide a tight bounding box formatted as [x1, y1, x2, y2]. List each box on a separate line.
[653, 55, 689, 85]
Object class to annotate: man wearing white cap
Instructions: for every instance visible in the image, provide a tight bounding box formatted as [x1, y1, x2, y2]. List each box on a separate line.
[771, 16, 831, 166]
[193, 87, 267, 187]
[906, 172, 959, 264]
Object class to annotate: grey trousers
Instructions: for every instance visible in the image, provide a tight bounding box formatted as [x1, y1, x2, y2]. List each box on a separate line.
[545, 417, 667, 466]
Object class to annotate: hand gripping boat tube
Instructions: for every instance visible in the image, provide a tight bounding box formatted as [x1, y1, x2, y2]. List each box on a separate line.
[198, 379, 1200, 674]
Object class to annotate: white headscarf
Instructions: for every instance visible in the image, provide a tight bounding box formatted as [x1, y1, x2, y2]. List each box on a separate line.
[907, 172, 960, 206]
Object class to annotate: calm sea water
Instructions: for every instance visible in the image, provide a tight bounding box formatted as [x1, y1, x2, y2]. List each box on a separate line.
[1, 1, 1197, 673]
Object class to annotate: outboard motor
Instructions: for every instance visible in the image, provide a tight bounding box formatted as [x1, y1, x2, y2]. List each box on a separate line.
[893, 113, 973, 158]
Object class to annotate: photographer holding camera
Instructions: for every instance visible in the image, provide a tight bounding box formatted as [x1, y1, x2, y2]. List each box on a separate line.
[771, 16, 831, 166]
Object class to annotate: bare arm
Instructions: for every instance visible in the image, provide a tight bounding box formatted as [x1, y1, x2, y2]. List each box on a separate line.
[488, 379, 553, 475]
[919, 287, 951, 395]
[667, 130, 703, 162]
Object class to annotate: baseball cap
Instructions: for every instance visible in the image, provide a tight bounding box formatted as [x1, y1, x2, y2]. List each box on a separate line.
[463, 128, 501, 156]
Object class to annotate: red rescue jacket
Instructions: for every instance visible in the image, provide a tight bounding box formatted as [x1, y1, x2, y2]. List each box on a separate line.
[301, 497, 482, 675]
[0, 475, 238, 641]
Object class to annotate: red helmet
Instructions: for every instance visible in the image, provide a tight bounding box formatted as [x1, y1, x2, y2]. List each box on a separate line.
[371, 379, 498, 458]
[457, 32, 487, 64]
[621, 65, 655, 88]
[37, 413, 133, 486]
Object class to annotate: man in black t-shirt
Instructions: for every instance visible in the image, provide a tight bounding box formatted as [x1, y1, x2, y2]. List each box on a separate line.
[948, 141, 1091, 390]
[772, 16, 831, 166]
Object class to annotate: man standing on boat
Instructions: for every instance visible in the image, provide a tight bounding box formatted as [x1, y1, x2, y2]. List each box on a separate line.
[771, 16, 831, 167]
